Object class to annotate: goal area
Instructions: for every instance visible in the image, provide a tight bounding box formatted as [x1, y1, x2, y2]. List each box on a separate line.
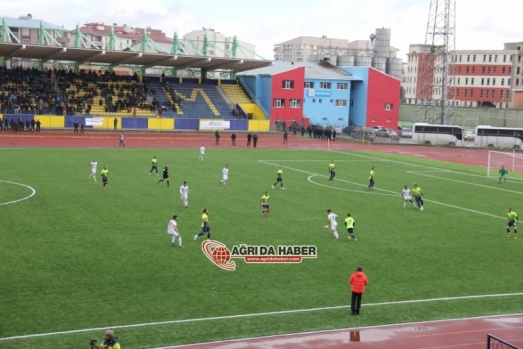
[487, 150, 523, 181]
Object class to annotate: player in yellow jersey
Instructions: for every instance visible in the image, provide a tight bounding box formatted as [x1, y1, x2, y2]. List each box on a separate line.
[328, 160, 335, 180]
[100, 166, 109, 189]
[194, 209, 212, 240]
[344, 213, 357, 241]
[411, 184, 424, 211]
[149, 156, 158, 176]
[367, 167, 375, 190]
[272, 166, 285, 189]
[506, 207, 518, 238]
[260, 191, 270, 217]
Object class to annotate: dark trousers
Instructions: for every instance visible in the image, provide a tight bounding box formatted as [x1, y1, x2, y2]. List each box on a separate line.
[351, 292, 363, 315]
[329, 170, 335, 180]
[368, 178, 374, 189]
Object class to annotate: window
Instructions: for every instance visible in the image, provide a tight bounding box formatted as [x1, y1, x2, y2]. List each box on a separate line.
[480, 90, 483, 97]
[282, 80, 294, 89]
[473, 55, 476, 62]
[483, 55, 486, 62]
[289, 99, 301, 108]
[487, 78, 490, 86]
[350, 100, 354, 107]
[22, 28, 30, 36]
[337, 82, 348, 90]
[319, 99, 323, 103]
[493, 78, 496, 85]
[482, 66, 486, 74]
[464, 89, 468, 97]
[481, 78, 484, 86]
[319, 82, 331, 89]
[489, 55, 492, 62]
[466, 66, 470, 74]
[385, 103, 393, 111]
[503, 55, 507, 62]
[500, 90, 504, 98]
[472, 66, 476, 73]
[467, 55, 470, 62]
[457, 78, 460, 85]
[488, 66, 491, 74]
[273, 99, 285, 108]
[335, 100, 347, 107]
[486, 90, 489, 97]
[501, 78, 505, 86]
[465, 78, 468, 85]
[304, 81, 314, 88]
[518, 67, 521, 75]
[502, 67, 506, 74]
[21, 39, 30, 44]
[470, 89, 474, 97]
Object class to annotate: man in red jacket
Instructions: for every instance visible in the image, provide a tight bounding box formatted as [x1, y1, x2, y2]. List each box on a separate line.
[349, 266, 368, 315]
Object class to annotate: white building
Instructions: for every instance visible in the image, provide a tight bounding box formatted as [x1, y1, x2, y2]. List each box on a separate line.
[404, 43, 520, 109]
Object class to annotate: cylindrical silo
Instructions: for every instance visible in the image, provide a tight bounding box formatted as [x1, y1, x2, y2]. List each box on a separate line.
[373, 27, 391, 58]
[354, 55, 372, 67]
[386, 57, 403, 80]
[371, 57, 387, 72]
[337, 55, 355, 67]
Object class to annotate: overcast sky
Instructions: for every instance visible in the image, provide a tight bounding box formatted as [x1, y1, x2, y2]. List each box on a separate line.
[1, 0, 521, 60]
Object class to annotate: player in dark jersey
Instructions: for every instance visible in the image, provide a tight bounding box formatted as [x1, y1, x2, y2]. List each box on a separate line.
[158, 164, 170, 187]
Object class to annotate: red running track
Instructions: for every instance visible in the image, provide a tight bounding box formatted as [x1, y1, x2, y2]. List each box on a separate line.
[0, 131, 490, 168]
[160, 314, 523, 349]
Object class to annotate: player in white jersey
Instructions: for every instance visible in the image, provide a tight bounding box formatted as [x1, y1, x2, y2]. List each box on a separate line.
[89, 159, 98, 181]
[401, 185, 416, 209]
[199, 144, 205, 160]
[327, 209, 339, 240]
[167, 215, 182, 247]
[219, 165, 229, 185]
[179, 181, 189, 208]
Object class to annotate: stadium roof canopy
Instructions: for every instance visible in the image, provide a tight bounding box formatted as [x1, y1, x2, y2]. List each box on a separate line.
[0, 43, 273, 72]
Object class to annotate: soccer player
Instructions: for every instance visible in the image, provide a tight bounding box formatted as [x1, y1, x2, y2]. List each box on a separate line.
[149, 156, 158, 176]
[401, 185, 416, 209]
[89, 159, 98, 181]
[118, 132, 125, 147]
[219, 165, 229, 185]
[179, 181, 189, 208]
[158, 164, 170, 187]
[327, 209, 339, 240]
[260, 191, 270, 217]
[194, 209, 212, 240]
[412, 184, 424, 211]
[367, 167, 375, 190]
[328, 160, 336, 180]
[272, 166, 285, 189]
[100, 165, 109, 189]
[167, 215, 182, 247]
[345, 213, 357, 241]
[199, 144, 205, 160]
[499, 165, 508, 184]
[506, 207, 518, 238]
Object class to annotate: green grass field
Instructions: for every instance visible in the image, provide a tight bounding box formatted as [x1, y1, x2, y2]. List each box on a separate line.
[1, 147, 523, 349]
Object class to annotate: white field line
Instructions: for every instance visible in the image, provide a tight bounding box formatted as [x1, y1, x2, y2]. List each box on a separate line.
[2, 293, 523, 342]
[332, 150, 523, 185]
[260, 160, 505, 220]
[0, 180, 36, 206]
[407, 170, 523, 195]
[155, 312, 523, 349]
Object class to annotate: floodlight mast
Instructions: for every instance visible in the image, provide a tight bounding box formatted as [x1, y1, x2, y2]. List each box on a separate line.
[415, 0, 457, 125]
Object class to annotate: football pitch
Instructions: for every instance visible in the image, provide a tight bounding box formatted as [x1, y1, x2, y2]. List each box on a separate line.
[1, 146, 523, 349]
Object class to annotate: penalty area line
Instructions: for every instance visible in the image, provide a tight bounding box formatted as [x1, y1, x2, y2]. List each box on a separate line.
[2, 292, 523, 342]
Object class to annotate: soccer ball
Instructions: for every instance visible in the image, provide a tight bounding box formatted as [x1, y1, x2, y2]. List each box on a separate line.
[324, 225, 329, 230]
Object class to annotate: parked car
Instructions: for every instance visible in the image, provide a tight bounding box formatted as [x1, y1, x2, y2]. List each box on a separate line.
[464, 130, 475, 141]
[399, 128, 413, 138]
[376, 128, 398, 137]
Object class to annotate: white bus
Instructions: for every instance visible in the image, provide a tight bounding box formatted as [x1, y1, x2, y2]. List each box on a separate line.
[474, 125, 523, 150]
[412, 123, 464, 146]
